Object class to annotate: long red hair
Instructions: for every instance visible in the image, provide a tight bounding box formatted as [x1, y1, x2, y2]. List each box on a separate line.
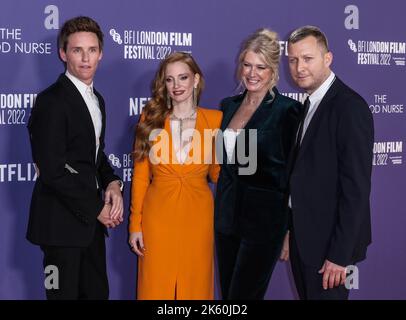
[133, 52, 205, 161]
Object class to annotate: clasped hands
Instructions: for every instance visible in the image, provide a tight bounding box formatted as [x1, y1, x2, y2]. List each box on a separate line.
[97, 180, 124, 228]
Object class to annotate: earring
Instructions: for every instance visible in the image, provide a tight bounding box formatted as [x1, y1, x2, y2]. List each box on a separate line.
[193, 87, 197, 107]
[167, 93, 172, 109]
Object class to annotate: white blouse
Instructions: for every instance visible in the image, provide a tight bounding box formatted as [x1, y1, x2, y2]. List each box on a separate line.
[223, 128, 242, 163]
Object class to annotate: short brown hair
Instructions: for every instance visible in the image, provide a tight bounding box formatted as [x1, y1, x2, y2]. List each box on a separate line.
[58, 16, 104, 52]
[288, 25, 329, 52]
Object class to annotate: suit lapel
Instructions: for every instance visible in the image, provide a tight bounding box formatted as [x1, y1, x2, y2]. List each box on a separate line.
[94, 88, 105, 164]
[221, 89, 276, 171]
[296, 78, 340, 162]
[244, 89, 276, 131]
[58, 74, 97, 159]
[221, 96, 241, 131]
[220, 94, 242, 173]
[221, 89, 276, 131]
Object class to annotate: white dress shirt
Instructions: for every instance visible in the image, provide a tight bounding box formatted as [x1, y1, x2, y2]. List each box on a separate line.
[65, 71, 102, 162]
[289, 71, 336, 208]
[298, 71, 336, 144]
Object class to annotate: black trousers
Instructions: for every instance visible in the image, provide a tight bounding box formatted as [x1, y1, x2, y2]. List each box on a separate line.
[215, 231, 283, 300]
[41, 222, 108, 300]
[289, 226, 350, 300]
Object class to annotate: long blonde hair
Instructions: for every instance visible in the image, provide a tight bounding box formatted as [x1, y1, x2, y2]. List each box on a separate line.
[133, 52, 205, 161]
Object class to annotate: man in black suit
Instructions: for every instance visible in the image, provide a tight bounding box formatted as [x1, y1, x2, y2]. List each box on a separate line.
[286, 26, 374, 299]
[27, 16, 124, 300]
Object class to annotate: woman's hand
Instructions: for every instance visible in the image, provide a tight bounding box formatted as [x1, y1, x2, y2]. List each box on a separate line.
[129, 232, 145, 256]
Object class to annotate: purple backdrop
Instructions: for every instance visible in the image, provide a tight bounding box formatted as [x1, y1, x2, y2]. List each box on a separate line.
[1, 0, 405, 299]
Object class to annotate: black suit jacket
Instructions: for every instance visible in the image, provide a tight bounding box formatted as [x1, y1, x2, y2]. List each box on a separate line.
[289, 77, 374, 267]
[27, 74, 120, 247]
[215, 88, 301, 243]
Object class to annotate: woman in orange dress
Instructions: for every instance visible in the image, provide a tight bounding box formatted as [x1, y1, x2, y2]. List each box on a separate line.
[129, 52, 222, 300]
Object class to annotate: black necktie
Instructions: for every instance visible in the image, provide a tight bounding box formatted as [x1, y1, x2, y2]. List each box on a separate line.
[296, 97, 310, 147]
[290, 97, 310, 172]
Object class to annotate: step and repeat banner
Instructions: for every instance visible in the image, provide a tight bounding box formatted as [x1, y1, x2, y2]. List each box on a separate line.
[0, 0, 405, 299]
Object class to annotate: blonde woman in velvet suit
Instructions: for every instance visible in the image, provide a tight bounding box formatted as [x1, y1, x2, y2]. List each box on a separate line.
[215, 29, 301, 300]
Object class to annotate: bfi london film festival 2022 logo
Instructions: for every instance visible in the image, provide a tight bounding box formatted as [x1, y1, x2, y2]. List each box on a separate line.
[0, 5, 59, 127]
[344, 5, 405, 66]
[108, 152, 133, 183]
[337, 5, 403, 168]
[373, 140, 403, 167]
[342, 4, 405, 168]
[108, 27, 193, 117]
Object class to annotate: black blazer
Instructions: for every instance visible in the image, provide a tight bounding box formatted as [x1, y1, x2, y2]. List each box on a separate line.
[289, 77, 374, 267]
[215, 88, 301, 243]
[27, 74, 120, 247]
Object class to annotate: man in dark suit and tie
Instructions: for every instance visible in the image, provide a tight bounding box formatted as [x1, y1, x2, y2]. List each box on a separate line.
[286, 26, 374, 299]
[27, 16, 124, 299]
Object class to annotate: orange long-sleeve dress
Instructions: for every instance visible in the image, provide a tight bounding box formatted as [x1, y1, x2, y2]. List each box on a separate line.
[129, 107, 222, 300]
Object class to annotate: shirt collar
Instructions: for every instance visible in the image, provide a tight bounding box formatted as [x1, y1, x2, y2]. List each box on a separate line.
[308, 71, 335, 105]
[65, 70, 94, 96]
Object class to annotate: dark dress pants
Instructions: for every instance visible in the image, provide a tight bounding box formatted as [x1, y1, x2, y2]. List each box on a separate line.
[289, 225, 350, 300]
[215, 231, 284, 300]
[41, 222, 108, 300]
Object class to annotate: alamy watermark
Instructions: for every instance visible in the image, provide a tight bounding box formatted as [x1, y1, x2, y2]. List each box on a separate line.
[44, 265, 59, 290]
[147, 128, 258, 175]
[345, 265, 359, 290]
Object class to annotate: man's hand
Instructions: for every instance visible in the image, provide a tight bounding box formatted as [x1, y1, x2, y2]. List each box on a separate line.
[318, 259, 347, 289]
[105, 180, 124, 222]
[280, 231, 289, 261]
[97, 203, 121, 228]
